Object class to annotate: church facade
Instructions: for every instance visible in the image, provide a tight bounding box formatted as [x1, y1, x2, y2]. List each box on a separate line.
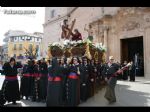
[43, 7, 150, 79]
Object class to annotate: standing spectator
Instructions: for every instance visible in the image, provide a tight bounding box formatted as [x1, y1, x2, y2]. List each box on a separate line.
[129, 61, 135, 82]
[122, 61, 128, 80]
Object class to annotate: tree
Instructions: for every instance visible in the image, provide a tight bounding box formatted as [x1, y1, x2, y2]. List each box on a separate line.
[24, 46, 39, 60]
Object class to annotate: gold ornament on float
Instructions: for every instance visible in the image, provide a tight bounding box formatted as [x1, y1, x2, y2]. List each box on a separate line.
[84, 40, 92, 60]
[94, 51, 98, 61]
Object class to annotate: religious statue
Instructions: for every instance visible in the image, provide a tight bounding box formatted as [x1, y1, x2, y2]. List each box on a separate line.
[71, 29, 82, 41]
[61, 19, 76, 40]
[84, 24, 94, 42]
[61, 19, 70, 39]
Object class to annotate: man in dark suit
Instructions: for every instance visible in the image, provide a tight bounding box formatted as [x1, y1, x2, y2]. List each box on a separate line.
[102, 56, 120, 104]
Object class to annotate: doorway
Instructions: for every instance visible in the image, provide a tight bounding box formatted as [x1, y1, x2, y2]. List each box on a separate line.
[121, 36, 144, 76]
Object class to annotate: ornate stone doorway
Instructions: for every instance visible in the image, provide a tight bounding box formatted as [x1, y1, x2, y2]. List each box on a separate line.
[121, 36, 144, 76]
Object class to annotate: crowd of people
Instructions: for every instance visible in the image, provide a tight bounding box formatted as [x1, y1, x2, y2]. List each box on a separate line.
[117, 60, 135, 82]
[0, 56, 136, 106]
[0, 57, 106, 106]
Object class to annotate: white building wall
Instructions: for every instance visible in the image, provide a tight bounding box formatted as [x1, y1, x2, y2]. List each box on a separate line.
[42, 7, 68, 57]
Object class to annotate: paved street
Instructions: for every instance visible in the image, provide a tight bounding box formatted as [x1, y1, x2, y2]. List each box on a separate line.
[79, 77, 150, 107]
[0, 74, 150, 107]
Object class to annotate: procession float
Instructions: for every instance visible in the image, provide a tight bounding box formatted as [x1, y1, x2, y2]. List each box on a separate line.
[48, 39, 106, 62]
[47, 19, 106, 62]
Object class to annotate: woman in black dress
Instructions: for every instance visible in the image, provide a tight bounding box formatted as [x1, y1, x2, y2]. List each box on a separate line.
[2, 58, 21, 104]
[66, 57, 81, 106]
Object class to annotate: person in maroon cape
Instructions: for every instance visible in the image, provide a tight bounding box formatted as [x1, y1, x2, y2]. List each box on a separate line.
[71, 29, 82, 41]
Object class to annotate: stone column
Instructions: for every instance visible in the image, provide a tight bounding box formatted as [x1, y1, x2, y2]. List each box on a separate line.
[144, 27, 150, 79]
[103, 25, 109, 60]
[103, 25, 109, 47]
[97, 23, 100, 43]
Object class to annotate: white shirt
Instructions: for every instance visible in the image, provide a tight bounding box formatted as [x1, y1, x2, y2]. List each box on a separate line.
[108, 62, 112, 67]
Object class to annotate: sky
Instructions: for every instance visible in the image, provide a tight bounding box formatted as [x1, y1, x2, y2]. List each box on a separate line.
[0, 7, 45, 45]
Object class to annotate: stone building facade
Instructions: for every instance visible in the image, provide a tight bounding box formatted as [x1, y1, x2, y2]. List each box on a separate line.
[42, 7, 68, 57]
[43, 7, 150, 79]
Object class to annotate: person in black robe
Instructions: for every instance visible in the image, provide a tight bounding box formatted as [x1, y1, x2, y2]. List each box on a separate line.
[27, 60, 34, 100]
[0, 89, 6, 107]
[66, 57, 81, 106]
[129, 61, 135, 82]
[89, 59, 97, 97]
[20, 59, 31, 100]
[59, 57, 69, 106]
[122, 61, 128, 80]
[116, 62, 122, 80]
[46, 57, 63, 106]
[32, 60, 40, 102]
[2, 57, 22, 104]
[28, 60, 35, 101]
[80, 57, 91, 101]
[95, 60, 102, 92]
[39, 58, 48, 102]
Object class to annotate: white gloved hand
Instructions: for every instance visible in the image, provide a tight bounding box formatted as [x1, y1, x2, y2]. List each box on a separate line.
[82, 83, 86, 86]
[94, 69, 97, 72]
[91, 79, 94, 82]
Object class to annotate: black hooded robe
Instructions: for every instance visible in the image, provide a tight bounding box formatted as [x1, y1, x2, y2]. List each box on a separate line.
[89, 64, 97, 97]
[31, 64, 40, 102]
[46, 58, 63, 107]
[80, 64, 91, 101]
[20, 64, 31, 99]
[122, 63, 128, 80]
[39, 62, 48, 101]
[2, 62, 21, 103]
[60, 64, 69, 106]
